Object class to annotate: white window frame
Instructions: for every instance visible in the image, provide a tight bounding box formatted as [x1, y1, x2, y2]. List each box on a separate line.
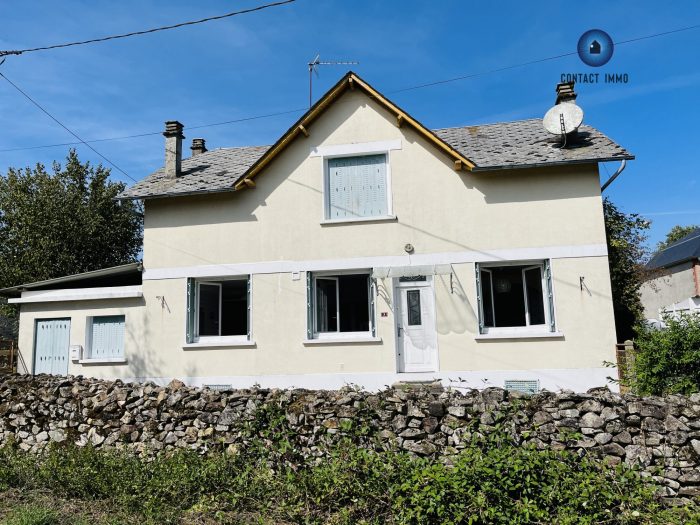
[307, 269, 377, 342]
[187, 276, 252, 346]
[321, 151, 395, 224]
[476, 260, 557, 337]
[83, 314, 127, 363]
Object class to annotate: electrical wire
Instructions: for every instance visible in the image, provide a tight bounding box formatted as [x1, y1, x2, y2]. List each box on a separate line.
[1, 21, 698, 155]
[0, 108, 307, 153]
[0, 0, 296, 57]
[0, 71, 136, 182]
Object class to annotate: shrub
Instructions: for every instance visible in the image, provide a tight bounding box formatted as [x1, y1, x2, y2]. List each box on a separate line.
[0, 433, 697, 524]
[632, 312, 700, 395]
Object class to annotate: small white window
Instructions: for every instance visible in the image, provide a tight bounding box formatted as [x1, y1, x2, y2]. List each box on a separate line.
[325, 154, 389, 220]
[87, 315, 125, 359]
[476, 261, 555, 335]
[306, 271, 376, 339]
[186, 277, 251, 343]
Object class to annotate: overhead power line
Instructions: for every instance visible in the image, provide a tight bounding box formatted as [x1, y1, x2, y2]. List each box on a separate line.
[0, 108, 308, 153]
[1, 21, 698, 155]
[0, 71, 136, 182]
[388, 23, 700, 94]
[0, 0, 296, 58]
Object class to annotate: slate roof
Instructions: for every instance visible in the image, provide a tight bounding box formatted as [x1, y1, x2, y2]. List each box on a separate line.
[433, 119, 633, 171]
[647, 228, 700, 269]
[118, 119, 633, 200]
[120, 146, 270, 200]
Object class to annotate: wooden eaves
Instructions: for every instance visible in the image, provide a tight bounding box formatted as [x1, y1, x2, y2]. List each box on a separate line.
[234, 71, 475, 191]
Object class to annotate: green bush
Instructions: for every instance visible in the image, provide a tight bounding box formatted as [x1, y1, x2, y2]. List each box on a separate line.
[632, 312, 700, 395]
[3, 505, 60, 525]
[0, 432, 697, 525]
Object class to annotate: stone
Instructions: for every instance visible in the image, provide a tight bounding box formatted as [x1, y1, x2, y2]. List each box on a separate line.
[691, 439, 700, 456]
[48, 429, 66, 442]
[665, 415, 690, 432]
[601, 443, 626, 457]
[594, 433, 613, 445]
[427, 401, 445, 417]
[580, 412, 604, 429]
[402, 440, 437, 456]
[399, 428, 427, 440]
[667, 431, 689, 446]
[579, 400, 603, 413]
[447, 406, 466, 418]
[559, 409, 580, 418]
[641, 417, 664, 432]
[422, 417, 439, 434]
[600, 407, 620, 421]
[533, 411, 553, 425]
[613, 431, 632, 445]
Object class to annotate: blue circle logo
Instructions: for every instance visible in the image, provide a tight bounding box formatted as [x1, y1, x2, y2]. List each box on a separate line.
[577, 29, 614, 67]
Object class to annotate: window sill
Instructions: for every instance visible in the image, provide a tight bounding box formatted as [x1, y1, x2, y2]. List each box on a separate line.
[320, 215, 397, 225]
[78, 358, 127, 365]
[183, 340, 256, 349]
[475, 331, 564, 341]
[303, 336, 382, 345]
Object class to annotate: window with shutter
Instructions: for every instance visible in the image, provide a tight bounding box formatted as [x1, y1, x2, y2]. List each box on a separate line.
[307, 271, 375, 339]
[326, 154, 388, 219]
[186, 276, 251, 342]
[88, 315, 125, 359]
[476, 261, 556, 335]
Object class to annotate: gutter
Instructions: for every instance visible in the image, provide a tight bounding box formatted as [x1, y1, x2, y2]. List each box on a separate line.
[600, 159, 627, 192]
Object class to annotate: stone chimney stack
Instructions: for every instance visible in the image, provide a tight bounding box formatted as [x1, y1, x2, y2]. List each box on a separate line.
[555, 81, 577, 105]
[163, 121, 184, 178]
[190, 138, 207, 156]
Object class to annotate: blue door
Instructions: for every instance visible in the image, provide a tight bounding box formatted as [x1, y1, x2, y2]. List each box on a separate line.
[33, 319, 71, 376]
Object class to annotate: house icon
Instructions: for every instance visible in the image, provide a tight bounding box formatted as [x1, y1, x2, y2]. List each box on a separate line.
[589, 40, 601, 54]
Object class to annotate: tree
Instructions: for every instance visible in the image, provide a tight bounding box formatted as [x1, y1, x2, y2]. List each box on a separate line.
[0, 150, 143, 332]
[603, 198, 650, 342]
[631, 312, 700, 395]
[656, 224, 700, 251]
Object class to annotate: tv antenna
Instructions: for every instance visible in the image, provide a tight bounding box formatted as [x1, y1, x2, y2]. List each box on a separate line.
[308, 54, 359, 107]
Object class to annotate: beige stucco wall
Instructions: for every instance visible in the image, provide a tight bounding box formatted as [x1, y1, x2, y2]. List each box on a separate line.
[15, 88, 618, 391]
[17, 254, 616, 390]
[640, 261, 699, 319]
[143, 90, 607, 269]
[17, 298, 145, 376]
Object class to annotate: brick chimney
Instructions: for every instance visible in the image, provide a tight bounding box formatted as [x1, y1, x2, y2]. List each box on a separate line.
[555, 81, 577, 105]
[163, 121, 184, 178]
[190, 138, 207, 156]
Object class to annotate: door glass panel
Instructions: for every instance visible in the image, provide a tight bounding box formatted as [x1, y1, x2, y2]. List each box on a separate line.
[316, 278, 338, 332]
[198, 284, 220, 336]
[524, 267, 545, 325]
[407, 289, 422, 326]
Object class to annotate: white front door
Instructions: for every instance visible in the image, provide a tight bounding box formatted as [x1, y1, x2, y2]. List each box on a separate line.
[396, 277, 438, 373]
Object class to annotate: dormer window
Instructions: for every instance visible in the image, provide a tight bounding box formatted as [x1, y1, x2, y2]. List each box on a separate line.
[324, 154, 391, 221]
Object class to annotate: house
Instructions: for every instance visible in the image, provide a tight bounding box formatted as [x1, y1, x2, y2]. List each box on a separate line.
[0, 73, 634, 392]
[640, 228, 700, 323]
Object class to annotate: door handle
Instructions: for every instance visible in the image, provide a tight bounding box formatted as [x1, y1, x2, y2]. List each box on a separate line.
[397, 326, 403, 337]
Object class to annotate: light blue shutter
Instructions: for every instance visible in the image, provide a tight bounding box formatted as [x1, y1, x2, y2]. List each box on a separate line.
[90, 316, 125, 359]
[306, 272, 314, 339]
[327, 155, 387, 219]
[34, 319, 70, 375]
[475, 264, 484, 333]
[544, 260, 556, 332]
[186, 278, 196, 343]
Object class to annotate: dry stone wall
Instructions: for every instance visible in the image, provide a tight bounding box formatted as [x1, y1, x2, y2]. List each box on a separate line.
[1, 374, 700, 502]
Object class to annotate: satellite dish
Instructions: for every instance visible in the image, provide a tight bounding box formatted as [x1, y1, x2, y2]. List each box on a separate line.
[543, 103, 584, 135]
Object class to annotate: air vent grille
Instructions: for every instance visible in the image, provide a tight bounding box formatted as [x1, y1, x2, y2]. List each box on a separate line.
[504, 379, 540, 395]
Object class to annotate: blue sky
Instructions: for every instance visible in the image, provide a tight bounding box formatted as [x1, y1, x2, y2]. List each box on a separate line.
[1, 0, 699, 250]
